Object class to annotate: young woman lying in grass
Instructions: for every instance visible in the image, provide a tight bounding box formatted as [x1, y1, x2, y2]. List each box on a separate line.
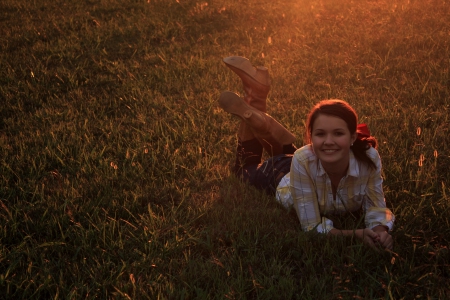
[219, 56, 395, 250]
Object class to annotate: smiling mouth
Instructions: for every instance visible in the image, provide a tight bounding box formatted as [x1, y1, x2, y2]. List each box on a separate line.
[322, 149, 339, 153]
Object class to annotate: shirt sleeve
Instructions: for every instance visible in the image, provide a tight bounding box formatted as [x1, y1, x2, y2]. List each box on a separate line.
[290, 151, 333, 233]
[364, 149, 395, 231]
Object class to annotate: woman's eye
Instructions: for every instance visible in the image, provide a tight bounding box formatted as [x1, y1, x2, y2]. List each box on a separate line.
[334, 132, 344, 136]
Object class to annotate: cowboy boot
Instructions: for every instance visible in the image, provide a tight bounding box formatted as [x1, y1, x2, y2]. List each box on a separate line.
[223, 56, 270, 113]
[237, 121, 256, 142]
[219, 91, 295, 156]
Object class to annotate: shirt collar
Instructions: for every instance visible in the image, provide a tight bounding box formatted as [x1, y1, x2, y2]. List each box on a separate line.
[347, 150, 360, 177]
[317, 150, 360, 178]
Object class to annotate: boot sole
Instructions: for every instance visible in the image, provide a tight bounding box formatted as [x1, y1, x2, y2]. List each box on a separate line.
[218, 91, 254, 119]
[223, 56, 270, 87]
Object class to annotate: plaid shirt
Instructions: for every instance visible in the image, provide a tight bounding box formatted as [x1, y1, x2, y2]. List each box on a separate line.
[276, 145, 395, 234]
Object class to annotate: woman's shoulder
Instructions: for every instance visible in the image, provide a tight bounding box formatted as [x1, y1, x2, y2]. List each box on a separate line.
[362, 146, 382, 169]
[293, 145, 317, 162]
[365, 146, 381, 161]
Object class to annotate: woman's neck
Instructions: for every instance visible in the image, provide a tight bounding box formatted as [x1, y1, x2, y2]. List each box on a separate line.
[323, 161, 349, 200]
[322, 160, 349, 179]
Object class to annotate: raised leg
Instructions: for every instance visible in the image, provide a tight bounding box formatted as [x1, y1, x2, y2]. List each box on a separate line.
[223, 56, 270, 113]
[219, 91, 296, 157]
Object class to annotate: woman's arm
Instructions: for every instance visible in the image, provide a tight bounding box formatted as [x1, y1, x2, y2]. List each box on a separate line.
[362, 149, 394, 249]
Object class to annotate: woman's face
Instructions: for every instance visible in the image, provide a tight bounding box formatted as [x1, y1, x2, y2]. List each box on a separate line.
[311, 114, 357, 170]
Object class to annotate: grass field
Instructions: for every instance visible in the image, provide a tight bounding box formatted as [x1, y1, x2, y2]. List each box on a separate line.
[1, 0, 449, 298]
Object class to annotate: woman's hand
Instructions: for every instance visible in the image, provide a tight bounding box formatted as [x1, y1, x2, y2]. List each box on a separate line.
[329, 228, 380, 249]
[372, 225, 393, 250]
[329, 227, 393, 250]
[354, 228, 380, 249]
